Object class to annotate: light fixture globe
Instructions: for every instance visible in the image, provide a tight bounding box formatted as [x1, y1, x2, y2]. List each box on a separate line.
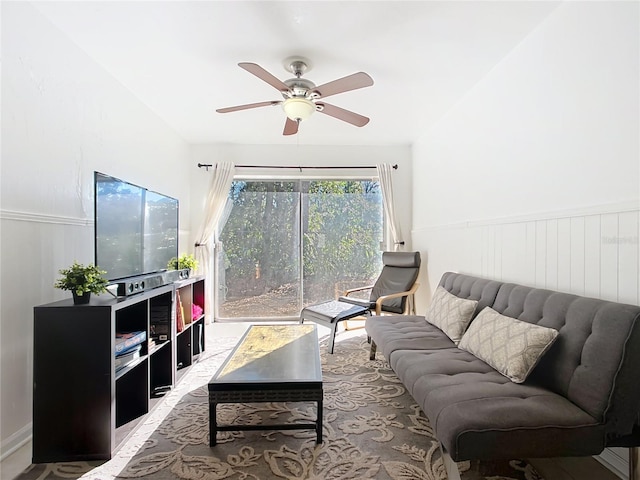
[282, 97, 316, 122]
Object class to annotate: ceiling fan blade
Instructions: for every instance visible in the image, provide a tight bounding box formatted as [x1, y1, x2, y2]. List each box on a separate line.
[216, 101, 280, 113]
[239, 62, 290, 92]
[283, 117, 299, 136]
[313, 72, 374, 99]
[317, 102, 370, 127]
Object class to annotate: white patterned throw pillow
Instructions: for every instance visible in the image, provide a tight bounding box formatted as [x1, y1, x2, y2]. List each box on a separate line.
[458, 307, 559, 383]
[425, 286, 478, 344]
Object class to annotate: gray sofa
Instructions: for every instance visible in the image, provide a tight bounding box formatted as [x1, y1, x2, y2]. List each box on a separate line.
[366, 272, 640, 479]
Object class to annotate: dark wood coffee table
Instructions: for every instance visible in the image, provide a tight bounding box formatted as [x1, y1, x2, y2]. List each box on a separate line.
[208, 324, 323, 446]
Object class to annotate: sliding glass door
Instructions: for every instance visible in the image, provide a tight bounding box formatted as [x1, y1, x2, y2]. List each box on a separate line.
[215, 179, 383, 320]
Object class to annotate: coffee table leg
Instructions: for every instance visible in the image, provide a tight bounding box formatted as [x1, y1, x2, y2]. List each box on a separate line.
[316, 398, 323, 444]
[210, 402, 218, 447]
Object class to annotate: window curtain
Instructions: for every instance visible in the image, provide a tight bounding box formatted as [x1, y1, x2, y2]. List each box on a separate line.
[194, 161, 235, 321]
[376, 163, 404, 251]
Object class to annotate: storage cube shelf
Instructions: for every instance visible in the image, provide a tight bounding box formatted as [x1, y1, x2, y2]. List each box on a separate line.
[32, 277, 206, 463]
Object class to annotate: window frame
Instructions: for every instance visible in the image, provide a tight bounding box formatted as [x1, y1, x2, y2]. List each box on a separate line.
[212, 173, 386, 322]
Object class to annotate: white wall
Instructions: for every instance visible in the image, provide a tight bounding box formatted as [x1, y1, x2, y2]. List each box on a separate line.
[412, 0, 638, 302]
[189, 144, 413, 251]
[411, 2, 638, 477]
[0, 2, 192, 470]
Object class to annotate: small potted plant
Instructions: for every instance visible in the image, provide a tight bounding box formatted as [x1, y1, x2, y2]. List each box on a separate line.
[54, 261, 109, 304]
[167, 253, 198, 274]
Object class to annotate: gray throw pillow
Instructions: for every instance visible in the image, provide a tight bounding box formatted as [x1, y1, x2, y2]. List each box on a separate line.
[425, 286, 478, 345]
[458, 307, 559, 383]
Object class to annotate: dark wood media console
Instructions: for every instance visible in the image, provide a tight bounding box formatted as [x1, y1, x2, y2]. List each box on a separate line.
[32, 276, 206, 463]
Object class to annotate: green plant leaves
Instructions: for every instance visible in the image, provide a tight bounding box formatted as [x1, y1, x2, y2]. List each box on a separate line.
[54, 261, 108, 295]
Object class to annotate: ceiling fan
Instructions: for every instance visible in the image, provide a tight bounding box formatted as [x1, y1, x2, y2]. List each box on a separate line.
[216, 57, 374, 136]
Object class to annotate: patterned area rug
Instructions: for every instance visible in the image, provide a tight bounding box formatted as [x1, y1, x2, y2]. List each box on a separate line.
[18, 328, 543, 480]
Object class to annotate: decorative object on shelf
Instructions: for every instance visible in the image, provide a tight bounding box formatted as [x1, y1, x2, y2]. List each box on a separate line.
[53, 261, 108, 305]
[176, 291, 185, 333]
[167, 253, 198, 274]
[192, 303, 203, 320]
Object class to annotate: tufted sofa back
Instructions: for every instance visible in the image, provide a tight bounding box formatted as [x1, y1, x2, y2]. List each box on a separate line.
[439, 272, 640, 441]
[439, 272, 502, 316]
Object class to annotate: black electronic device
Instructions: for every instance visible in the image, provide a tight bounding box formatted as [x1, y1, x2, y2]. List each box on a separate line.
[114, 269, 190, 297]
[94, 172, 179, 282]
[163, 268, 190, 284]
[114, 273, 162, 296]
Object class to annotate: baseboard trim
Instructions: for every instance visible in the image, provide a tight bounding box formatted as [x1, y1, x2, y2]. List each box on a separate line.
[0, 425, 31, 462]
[596, 448, 628, 480]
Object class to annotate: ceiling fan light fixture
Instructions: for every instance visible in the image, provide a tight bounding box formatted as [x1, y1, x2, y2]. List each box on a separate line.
[218, 61, 374, 135]
[282, 97, 315, 122]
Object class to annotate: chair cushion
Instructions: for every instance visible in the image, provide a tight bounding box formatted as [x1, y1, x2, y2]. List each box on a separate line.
[338, 296, 375, 310]
[382, 251, 421, 268]
[370, 251, 421, 313]
[425, 286, 478, 345]
[458, 307, 559, 383]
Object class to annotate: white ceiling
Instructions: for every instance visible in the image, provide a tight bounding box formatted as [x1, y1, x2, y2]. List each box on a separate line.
[33, 1, 560, 146]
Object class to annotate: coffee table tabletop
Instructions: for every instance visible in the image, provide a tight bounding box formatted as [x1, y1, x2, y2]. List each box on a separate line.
[211, 324, 322, 385]
[208, 324, 323, 446]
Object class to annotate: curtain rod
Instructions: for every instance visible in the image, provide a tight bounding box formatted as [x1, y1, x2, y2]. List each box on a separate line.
[197, 163, 397, 171]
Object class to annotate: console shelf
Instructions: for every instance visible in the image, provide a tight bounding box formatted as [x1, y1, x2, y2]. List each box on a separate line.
[32, 276, 206, 463]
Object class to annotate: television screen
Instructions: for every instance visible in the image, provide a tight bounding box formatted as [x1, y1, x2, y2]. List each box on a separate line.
[95, 172, 178, 281]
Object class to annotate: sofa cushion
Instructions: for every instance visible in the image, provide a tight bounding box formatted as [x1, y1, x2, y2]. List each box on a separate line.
[425, 286, 478, 345]
[390, 348, 604, 461]
[366, 315, 455, 359]
[458, 307, 558, 383]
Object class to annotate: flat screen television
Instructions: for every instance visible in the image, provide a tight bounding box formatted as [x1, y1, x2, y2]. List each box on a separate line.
[94, 172, 179, 282]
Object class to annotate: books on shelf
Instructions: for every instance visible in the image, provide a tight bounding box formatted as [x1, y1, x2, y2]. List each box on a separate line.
[115, 331, 147, 355]
[115, 344, 142, 372]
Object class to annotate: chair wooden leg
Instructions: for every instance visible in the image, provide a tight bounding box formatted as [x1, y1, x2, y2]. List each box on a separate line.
[344, 318, 366, 331]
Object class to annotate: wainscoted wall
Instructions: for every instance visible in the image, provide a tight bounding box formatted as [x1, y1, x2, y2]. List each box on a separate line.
[1, 3, 191, 474]
[414, 201, 639, 307]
